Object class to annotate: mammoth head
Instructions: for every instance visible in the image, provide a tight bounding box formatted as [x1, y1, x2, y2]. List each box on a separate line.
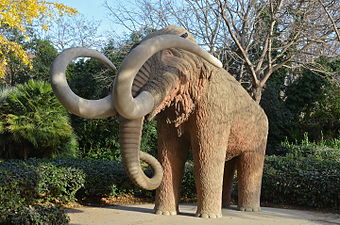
[113, 26, 222, 120]
[50, 26, 222, 191]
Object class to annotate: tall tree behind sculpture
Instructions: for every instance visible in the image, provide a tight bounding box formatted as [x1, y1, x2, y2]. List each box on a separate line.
[105, 0, 340, 102]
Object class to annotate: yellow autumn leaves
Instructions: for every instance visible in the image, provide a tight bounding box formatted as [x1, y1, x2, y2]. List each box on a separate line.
[0, 0, 78, 78]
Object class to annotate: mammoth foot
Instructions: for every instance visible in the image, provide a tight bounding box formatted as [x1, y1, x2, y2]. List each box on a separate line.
[239, 206, 261, 212]
[155, 209, 177, 216]
[196, 212, 222, 219]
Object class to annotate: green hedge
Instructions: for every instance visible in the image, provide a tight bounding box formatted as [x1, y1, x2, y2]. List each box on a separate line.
[1, 155, 338, 224]
[0, 159, 84, 224]
[0, 159, 85, 203]
[180, 157, 339, 209]
[262, 156, 339, 209]
[0, 158, 147, 202]
[51, 159, 146, 198]
[0, 203, 70, 225]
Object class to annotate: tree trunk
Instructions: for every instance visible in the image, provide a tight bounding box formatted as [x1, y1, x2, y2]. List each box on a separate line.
[253, 86, 263, 104]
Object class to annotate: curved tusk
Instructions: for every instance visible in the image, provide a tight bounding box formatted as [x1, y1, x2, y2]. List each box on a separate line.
[50, 47, 117, 119]
[113, 34, 222, 120]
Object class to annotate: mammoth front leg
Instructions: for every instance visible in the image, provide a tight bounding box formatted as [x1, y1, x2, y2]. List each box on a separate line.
[191, 127, 230, 218]
[154, 120, 189, 215]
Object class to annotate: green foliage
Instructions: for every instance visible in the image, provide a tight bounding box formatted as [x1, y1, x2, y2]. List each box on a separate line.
[16, 39, 58, 84]
[285, 59, 339, 141]
[262, 156, 339, 209]
[141, 120, 158, 156]
[0, 158, 149, 203]
[181, 162, 196, 199]
[263, 136, 339, 209]
[0, 159, 85, 204]
[1, 150, 338, 222]
[0, 158, 151, 224]
[261, 69, 294, 153]
[0, 159, 84, 225]
[1, 38, 58, 86]
[281, 134, 340, 162]
[261, 57, 339, 153]
[0, 80, 78, 159]
[28, 39, 58, 81]
[71, 116, 121, 160]
[52, 158, 145, 198]
[0, 204, 70, 225]
[72, 117, 158, 161]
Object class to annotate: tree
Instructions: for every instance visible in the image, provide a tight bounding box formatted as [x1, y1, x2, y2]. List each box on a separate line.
[260, 57, 339, 152]
[1, 38, 58, 86]
[106, 0, 339, 102]
[0, 0, 77, 78]
[284, 57, 339, 141]
[41, 14, 103, 51]
[0, 80, 78, 159]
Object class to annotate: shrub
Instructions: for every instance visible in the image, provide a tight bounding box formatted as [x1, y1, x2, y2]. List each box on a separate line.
[0, 181, 70, 225]
[181, 162, 196, 199]
[262, 156, 339, 209]
[0, 159, 85, 203]
[0, 158, 148, 203]
[51, 159, 150, 199]
[280, 135, 340, 162]
[72, 117, 158, 161]
[0, 159, 85, 224]
[1, 204, 69, 225]
[0, 80, 78, 159]
[2, 153, 338, 218]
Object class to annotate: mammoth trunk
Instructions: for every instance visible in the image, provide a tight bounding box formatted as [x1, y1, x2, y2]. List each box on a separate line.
[119, 117, 163, 190]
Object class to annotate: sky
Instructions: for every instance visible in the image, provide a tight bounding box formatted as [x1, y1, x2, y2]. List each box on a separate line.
[55, 0, 128, 36]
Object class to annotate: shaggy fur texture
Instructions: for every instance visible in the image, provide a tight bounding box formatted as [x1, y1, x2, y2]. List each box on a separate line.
[140, 26, 268, 218]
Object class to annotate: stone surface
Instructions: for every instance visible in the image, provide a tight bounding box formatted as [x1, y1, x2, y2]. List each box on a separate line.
[67, 203, 340, 225]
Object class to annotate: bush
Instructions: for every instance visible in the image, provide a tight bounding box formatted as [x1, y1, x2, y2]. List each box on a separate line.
[0, 159, 85, 224]
[181, 162, 196, 199]
[0, 159, 85, 203]
[0, 158, 149, 203]
[0, 80, 78, 159]
[280, 135, 340, 162]
[51, 159, 143, 198]
[0, 182, 70, 225]
[72, 117, 158, 161]
[1, 204, 69, 225]
[2, 151, 338, 221]
[262, 156, 339, 209]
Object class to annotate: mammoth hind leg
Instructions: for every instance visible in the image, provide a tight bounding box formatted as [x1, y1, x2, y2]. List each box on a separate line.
[222, 157, 237, 208]
[237, 148, 265, 212]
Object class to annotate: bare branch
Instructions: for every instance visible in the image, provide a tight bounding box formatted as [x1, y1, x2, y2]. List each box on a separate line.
[216, 0, 259, 85]
[317, 0, 340, 42]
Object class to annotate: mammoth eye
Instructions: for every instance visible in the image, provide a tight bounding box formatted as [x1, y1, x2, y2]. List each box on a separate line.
[180, 33, 188, 39]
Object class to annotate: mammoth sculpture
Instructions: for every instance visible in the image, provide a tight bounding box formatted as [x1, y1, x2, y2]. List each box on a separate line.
[50, 26, 268, 218]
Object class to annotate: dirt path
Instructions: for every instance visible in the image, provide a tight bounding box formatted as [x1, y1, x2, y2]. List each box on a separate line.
[67, 203, 340, 225]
